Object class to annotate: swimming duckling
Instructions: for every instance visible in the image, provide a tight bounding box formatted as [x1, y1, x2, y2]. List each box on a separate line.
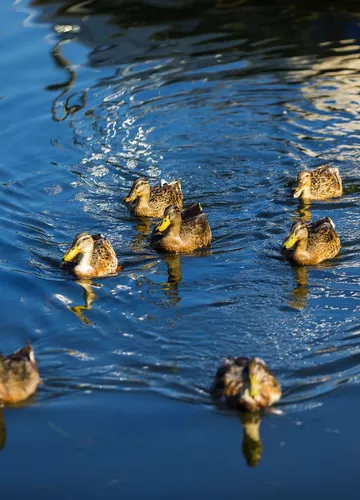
[293, 164, 343, 200]
[210, 357, 282, 412]
[0, 342, 41, 405]
[62, 232, 119, 278]
[282, 217, 340, 265]
[124, 178, 183, 217]
[150, 204, 212, 253]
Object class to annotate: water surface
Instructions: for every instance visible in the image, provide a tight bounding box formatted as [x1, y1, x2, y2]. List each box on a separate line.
[1, 0, 360, 497]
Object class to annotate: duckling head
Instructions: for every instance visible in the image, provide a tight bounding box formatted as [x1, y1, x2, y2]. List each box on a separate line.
[63, 232, 94, 262]
[154, 205, 181, 233]
[293, 171, 311, 198]
[124, 178, 150, 203]
[248, 358, 271, 398]
[282, 221, 308, 250]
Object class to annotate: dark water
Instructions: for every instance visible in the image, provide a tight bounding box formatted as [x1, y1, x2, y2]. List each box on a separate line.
[1, 0, 360, 497]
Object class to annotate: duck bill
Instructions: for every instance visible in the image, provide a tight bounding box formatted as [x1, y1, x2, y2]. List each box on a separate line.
[124, 191, 136, 203]
[293, 185, 303, 198]
[63, 245, 80, 262]
[282, 233, 298, 250]
[155, 216, 171, 232]
[249, 375, 260, 398]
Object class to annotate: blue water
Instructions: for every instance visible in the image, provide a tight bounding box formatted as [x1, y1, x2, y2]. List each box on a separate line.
[1, 0, 360, 497]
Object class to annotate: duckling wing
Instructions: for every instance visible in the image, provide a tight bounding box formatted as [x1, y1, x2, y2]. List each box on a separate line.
[183, 213, 209, 235]
[92, 237, 118, 272]
[150, 180, 182, 204]
[307, 218, 340, 252]
[328, 167, 342, 188]
[181, 203, 203, 221]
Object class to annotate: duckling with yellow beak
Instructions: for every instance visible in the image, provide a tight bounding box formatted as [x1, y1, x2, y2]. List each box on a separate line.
[210, 357, 282, 412]
[150, 204, 212, 253]
[293, 164, 343, 200]
[124, 177, 183, 217]
[62, 232, 119, 278]
[0, 342, 41, 405]
[282, 217, 340, 265]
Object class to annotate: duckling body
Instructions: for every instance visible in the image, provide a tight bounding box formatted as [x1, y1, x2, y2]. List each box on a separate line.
[150, 204, 212, 253]
[62, 233, 118, 278]
[124, 178, 183, 217]
[0, 343, 41, 404]
[282, 217, 340, 265]
[211, 357, 281, 412]
[293, 164, 343, 200]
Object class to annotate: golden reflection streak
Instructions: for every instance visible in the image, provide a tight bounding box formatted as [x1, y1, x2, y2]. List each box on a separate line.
[238, 411, 262, 468]
[0, 409, 6, 451]
[69, 279, 98, 325]
[294, 199, 312, 222]
[288, 266, 309, 311]
[130, 219, 152, 254]
[161, 254, 182, 306]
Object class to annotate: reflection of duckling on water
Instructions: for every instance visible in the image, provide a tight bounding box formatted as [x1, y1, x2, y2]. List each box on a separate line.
[130, 219, 152, 253]
[294, 199, 312, 222]
[62, 232, 120, 278]
[151, 204, 212, 253]
[288, 266, 309, 311]
[293, 164, 343, 201]
[211, 357, 281, 412]
[0, 342, 41, 405]
[124, 177, 183, 217]
[0, 409, 6, 450]
[69, 279, 99, 325]
[239, 411, 263, 468]
[282, 217, 341, 265]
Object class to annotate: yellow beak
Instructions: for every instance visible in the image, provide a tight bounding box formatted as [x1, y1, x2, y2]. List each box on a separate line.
[282, 232, 298, 250]
[293, 185, 303, 198]
[63, 245, 80, 262]
[249, 375, 260, 398]
[155, 216, 171, 232]
[124, 191, 136, 203]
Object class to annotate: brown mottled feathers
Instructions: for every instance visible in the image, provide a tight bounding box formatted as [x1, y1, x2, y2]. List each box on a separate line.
[283, 217, 341, 265]
[0, 342, 41, 405]
[151, 204, 212, 253]
[210, 357, 281, 412]
[62, 232, 119, 278]
[90, 235, 118, 276]
[149, 182, 182, 208]
[126, 179, 183, 217]
[294, 164, 343, 200]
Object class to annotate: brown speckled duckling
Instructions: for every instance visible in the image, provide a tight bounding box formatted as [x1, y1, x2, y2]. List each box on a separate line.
[210, 357, 282, 412]
[293, 164, 343, 200]
[0, 342, 41, 405]
[62, 233, 119, 278]
[124, 178, 183, 217]
[282, 217, 341, 265]
[150, 203, 212, 253]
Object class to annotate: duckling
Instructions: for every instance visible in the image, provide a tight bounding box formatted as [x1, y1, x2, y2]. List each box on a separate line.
[210, 357, 282, 412]
[0, 342, 41, 405]
[62, 232, 119, 278]
[293, 164, 343, 200]
[124, 178, 183, 217]
[282, 217, 340, 265]
[150, 203, 212, 253]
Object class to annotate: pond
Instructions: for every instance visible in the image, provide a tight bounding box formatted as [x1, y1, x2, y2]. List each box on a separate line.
[1, 0, 360, 497]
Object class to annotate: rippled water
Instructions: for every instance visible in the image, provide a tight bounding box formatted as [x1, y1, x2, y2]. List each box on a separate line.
[1, 0, 360, 497]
